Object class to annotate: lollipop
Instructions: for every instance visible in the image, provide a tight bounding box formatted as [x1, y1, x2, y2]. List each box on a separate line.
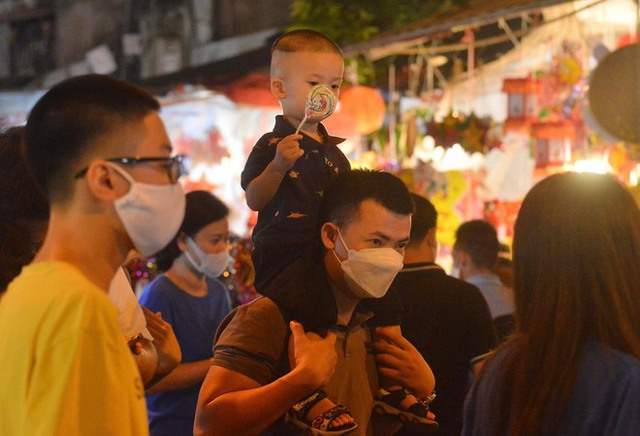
[295, 84, 337, 134]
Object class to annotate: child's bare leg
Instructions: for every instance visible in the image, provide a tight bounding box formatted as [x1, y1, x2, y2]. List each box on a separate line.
[288, 334, 355, 428]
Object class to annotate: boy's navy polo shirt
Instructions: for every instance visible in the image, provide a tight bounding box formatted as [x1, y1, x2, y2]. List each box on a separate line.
[241, 116, 350, 288]
[241, 115, 350, 242]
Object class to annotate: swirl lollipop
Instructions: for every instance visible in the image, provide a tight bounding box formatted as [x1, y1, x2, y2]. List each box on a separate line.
[295, 84, 337, 134]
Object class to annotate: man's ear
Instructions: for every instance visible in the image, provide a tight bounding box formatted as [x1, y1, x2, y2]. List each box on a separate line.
[84, 160, 119, 202]
[320, 223, 338, 250]
[457, 250, 469, 267]
[427, 227, 437, 248]
[425, 227, 438, 258]
[271, 78, 286, 99]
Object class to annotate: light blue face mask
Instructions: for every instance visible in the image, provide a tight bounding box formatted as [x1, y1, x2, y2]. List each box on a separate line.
[184, 237, 229, 278]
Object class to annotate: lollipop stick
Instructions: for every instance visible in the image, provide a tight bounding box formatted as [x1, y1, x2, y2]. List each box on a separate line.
[295, 116, 308, 135]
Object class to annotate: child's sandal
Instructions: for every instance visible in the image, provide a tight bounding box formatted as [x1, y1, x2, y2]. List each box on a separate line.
[373, 387, 439, 432]
[287, 389, 358, 435]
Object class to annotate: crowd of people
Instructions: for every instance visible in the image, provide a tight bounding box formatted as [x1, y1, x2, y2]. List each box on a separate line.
[1, 28, 640, 436]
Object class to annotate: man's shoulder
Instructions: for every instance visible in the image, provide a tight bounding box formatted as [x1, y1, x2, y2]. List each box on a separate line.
[466, 273, 503, 290]
[9, 261, 110, 306]
[442, 273, 487, 295]
[397, 266, 484, 298]
[213, 297, 291, 386]
[1, 262, 123, 350]
[233, 297, 279, 314]
[235, 296, 282, 315]
[216, 297, 288, 343]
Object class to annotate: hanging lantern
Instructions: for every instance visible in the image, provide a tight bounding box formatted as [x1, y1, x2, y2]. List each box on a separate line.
[225, 73, 281, 108]
[616, 32, 638, 49]
[228, 86, 280, 108]
[323, 109, 358, 140]
[339, 86, 386, 135]
[589, 43, 640, 143]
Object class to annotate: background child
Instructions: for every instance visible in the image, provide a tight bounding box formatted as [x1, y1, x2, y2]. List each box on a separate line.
[241, 29, 436, 433]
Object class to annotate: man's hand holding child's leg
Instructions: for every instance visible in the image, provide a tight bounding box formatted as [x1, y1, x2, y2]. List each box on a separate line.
[288, 321, 356, 431]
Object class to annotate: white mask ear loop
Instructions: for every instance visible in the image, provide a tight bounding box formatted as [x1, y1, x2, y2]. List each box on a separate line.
[184, 237, 204, 273]
[331, 228, 349, 263]
[107, 162, 134, 185]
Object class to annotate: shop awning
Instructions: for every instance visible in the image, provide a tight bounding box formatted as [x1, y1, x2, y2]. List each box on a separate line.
[343, 0, 590, 59]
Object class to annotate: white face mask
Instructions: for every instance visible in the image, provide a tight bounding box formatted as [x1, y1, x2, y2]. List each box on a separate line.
[185, 237, 229, 278]
[333, 230, 404, 299]
[110, 163, 186, 257]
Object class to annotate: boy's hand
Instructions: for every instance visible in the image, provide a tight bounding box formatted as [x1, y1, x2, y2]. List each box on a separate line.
[273, 134, 304, 173]
[289, 321, 337, 390]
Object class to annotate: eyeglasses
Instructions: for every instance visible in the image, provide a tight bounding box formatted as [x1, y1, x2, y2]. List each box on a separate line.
[74, 155, 190, 184]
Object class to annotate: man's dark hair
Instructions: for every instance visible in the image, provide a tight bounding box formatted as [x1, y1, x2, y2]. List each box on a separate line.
[24, 74, 160, 203]
[318, 169, 414, 233]
[155, 191, 229, 271]
[409, 193, 437, 246]
[454, 219, 499, 269]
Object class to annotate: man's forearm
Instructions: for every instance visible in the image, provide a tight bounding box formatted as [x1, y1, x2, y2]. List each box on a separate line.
[195, 366, 317, 436]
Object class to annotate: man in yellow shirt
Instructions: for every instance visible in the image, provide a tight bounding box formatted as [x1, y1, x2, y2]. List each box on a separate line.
[0, 74, 186, 435]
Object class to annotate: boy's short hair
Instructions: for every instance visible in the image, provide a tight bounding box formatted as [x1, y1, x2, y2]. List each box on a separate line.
[454, 220, 500, 269]
[318, 169, 414, 232]
[270, 29, 342, 78]
[409, 193, 437, 245]
[271, 29, 342, 56]
[24, 74, 160, 203]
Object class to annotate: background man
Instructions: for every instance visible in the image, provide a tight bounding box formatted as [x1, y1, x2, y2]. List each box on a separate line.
[453, 219, 515, 343]
[392, 194, 496, 436]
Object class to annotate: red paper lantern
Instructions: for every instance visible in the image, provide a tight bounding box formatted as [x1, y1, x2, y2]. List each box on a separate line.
[339, 86, 386, 135]
[323, 109, 358, 139]
[228, 86, 280, 108]
[616, 32, 638, 49]
[222, 73, 281, 108]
